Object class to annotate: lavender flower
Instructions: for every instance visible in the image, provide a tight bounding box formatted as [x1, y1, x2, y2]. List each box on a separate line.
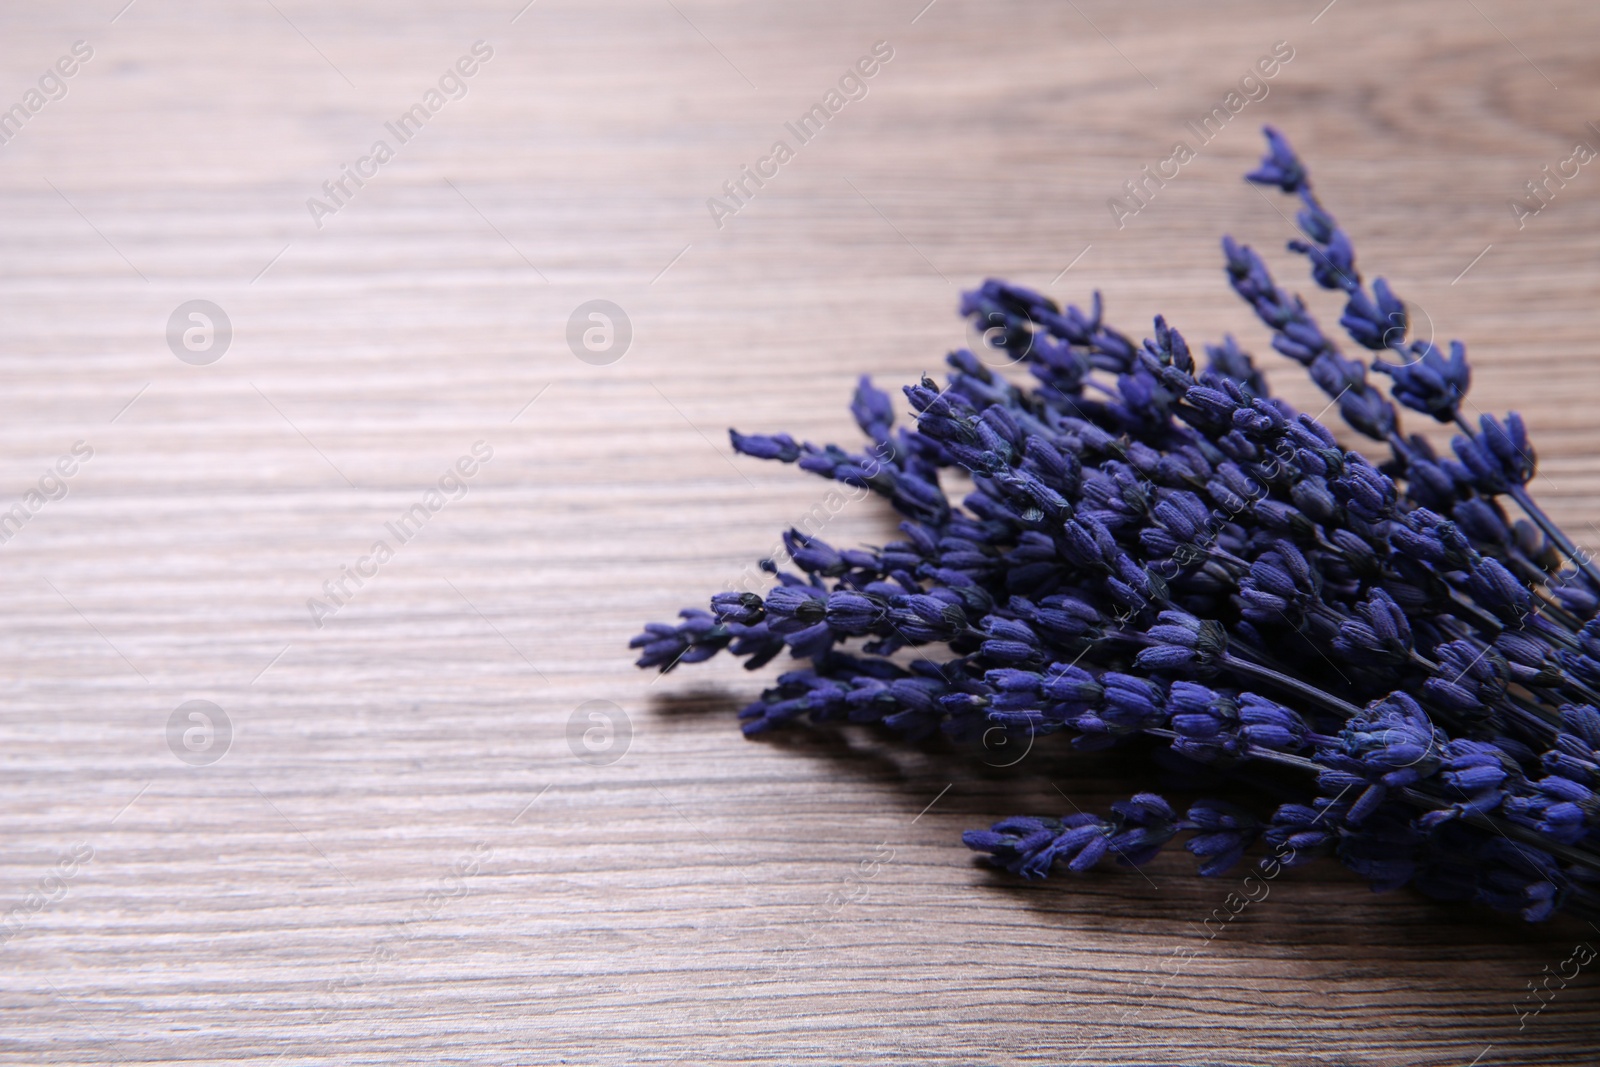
[632, 128, 1600, 926]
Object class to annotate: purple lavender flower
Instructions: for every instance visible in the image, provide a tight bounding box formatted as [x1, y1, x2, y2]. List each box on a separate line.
[631, 126, 1600, 926]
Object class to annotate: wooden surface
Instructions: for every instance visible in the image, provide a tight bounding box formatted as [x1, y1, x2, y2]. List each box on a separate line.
[2, 1, 1600, 1063]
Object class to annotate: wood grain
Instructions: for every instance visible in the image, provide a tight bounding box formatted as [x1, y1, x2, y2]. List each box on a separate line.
[1, 0, 1599, 1063]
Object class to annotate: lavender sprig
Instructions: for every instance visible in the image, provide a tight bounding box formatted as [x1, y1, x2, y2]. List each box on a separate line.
[1245, 125, 1600, 597]
[631, 128, 1600, 927]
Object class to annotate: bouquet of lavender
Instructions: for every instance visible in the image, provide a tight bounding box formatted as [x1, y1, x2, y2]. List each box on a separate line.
[632, 128, 1600, 925]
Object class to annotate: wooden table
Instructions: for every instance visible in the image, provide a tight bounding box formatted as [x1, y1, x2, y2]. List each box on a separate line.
[2, 1, 1598, 1063]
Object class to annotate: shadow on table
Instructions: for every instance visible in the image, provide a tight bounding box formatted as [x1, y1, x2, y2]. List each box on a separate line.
[648, 686, 1600, 966]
